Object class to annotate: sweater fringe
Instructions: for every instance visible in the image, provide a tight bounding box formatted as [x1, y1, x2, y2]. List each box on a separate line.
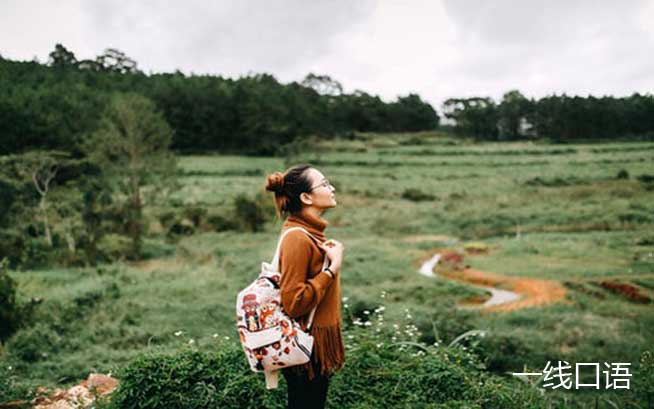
[288, 323, 345, 380]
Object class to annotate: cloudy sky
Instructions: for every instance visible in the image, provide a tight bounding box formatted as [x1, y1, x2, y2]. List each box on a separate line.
[2, 0, 653, 109]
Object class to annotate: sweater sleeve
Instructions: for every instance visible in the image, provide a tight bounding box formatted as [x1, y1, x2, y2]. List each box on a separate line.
[279, 230, 333, 319]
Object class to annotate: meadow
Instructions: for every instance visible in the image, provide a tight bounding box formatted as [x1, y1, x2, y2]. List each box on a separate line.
[2, 132, 653, 407]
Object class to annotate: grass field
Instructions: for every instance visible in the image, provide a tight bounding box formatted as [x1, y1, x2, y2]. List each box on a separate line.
[3, 132, 654, 406]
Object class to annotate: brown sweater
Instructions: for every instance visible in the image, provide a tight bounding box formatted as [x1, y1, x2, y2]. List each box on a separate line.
[279, 212, 344, 379]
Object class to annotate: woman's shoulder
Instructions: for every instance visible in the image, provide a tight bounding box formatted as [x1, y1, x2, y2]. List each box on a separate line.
[282, 228, 313, 243]
[280, 228, 318, 252]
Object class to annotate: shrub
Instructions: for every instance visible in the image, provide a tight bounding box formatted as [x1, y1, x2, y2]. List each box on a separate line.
[166, 219, 195, 237]
[0, 229, 27, 268]
[0, 258, 21, 343]
[616, 169, 630, 179]
[97, 233, 132, 260]
[6, 322, 62, 362]
[466, 333, 532, 373]
[0, 364, 32, 402]
[109, 346, 286, 409]
[183, 206, 208, 228]
[108, 306, 547, 409]
[233, 193, 270, 232]
[635, 351, 654, 404]
[205, 213, 239, 232]
[401, 188, 436, 202]
[157, 211, 177, 230]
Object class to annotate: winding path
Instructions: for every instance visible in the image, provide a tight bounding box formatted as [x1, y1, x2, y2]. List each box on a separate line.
[419, 254, 567, 311]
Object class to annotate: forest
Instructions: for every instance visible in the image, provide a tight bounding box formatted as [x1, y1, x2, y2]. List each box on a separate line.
[2, 44, 653, 159]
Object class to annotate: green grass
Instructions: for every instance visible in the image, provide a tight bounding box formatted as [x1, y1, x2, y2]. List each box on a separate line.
[2, 132, 654, 406]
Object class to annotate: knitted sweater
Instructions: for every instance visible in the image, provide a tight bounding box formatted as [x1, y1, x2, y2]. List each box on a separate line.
[279, 212, 344, 379]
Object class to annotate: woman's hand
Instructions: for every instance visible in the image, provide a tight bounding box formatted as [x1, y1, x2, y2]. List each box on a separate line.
[319, 239, 344, 274]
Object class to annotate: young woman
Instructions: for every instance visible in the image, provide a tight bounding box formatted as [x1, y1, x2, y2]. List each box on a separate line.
[264, 164, 345, 409]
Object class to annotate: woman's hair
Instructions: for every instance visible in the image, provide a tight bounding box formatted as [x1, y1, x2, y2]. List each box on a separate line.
[264, 164, 313, 218]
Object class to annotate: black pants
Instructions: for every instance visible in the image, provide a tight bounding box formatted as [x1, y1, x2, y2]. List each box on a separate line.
[282, 360, 330, 409]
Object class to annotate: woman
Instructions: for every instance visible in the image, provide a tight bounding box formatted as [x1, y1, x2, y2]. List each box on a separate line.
[264, 164, 345, 409]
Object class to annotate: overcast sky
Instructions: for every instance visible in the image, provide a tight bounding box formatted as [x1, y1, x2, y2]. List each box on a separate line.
[2, 0, 653, 109]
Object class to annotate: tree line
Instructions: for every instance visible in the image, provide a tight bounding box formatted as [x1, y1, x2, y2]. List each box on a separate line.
[443, 90, 654, 141]
[0, 44, 439, 157]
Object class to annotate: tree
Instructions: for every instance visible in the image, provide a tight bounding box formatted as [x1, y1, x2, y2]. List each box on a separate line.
[95, 48, 139, 74]
[48, 43, 77, 68]
[498, 90, 533, 139]
[443, 97, 498, 139]
[84, 93, 176, 259]
[389, 94, 440, 131]
[301, 73, 343, 96]
[31, 155, 59, 247]
[5, 151, 68, 248]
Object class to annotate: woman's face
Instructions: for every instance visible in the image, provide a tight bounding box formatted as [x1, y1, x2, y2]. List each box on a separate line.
[304, 168, 337, 209]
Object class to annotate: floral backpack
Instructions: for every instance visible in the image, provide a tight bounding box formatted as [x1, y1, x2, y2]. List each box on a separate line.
[235, 227, 327, 389]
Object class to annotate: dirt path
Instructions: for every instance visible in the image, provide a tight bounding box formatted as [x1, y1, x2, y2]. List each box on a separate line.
[420, 254, 567, 312]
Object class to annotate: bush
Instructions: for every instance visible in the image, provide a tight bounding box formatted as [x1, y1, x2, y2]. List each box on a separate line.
[0, 229, 27, 268]
[6, 322, 62, 362]
[97, 233, 132, 261]
[166, 219, 195, 237]
[205, 213, 239, 232]
[465, 333, 532, 373]
[108, 306, 547, 408]
[401, 188, 436, 202]
[110, 346, 286, 409]
[0, 258, 21, 343]
[616, 169, 630, 179]
[0, 364, 32, 402]
[183, 206, 208, 228]
[635, 351, 654, 404]
[233, 193, 270, 232]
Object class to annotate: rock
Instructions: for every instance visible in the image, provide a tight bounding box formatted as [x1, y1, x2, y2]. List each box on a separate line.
[32, 373, 118, 409]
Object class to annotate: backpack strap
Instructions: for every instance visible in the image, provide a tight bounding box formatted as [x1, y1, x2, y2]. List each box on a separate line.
[270, 227, 329, 330]
[270, 227, 306, 268]
[264, 370, 279, 389]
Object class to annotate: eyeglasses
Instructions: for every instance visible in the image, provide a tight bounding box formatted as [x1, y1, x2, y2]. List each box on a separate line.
[309, 179, 333, 191]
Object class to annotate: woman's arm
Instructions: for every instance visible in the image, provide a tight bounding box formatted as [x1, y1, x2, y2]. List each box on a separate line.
[279, 231, 334, 318]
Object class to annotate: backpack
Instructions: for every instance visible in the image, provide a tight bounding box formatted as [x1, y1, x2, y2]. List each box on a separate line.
[235, 227, 328, 389]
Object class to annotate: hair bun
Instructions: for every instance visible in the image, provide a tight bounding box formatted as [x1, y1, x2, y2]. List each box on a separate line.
[265, 172, 285, 193]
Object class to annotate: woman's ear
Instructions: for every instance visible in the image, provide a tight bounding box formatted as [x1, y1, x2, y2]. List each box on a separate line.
[299, 192, 313, 206]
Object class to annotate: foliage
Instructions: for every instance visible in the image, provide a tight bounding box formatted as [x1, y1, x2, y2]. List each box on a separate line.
[0, 47, 440, 157]
[5, 322, 62, 362]
[401, 187, 436, 202]
[233, 192, 271, 232]
[443, 92, 654, 141]
[0, 151, 113, 267]
[635, 351, 654, 403]
[0, 258, 21, 343]
[108, 305, 546, 409]
[84, 92, 177, 259]
[443, 97, 499, 139]
[0, 364, 32, 403]
[616, 169, 630, 179]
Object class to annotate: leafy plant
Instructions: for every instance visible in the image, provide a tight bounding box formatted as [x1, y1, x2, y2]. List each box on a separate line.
[401, 188, 436, 202]
[0, 258, 21, 343]
[233, 193, 270, 232]
[108, 303, 546, 408]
